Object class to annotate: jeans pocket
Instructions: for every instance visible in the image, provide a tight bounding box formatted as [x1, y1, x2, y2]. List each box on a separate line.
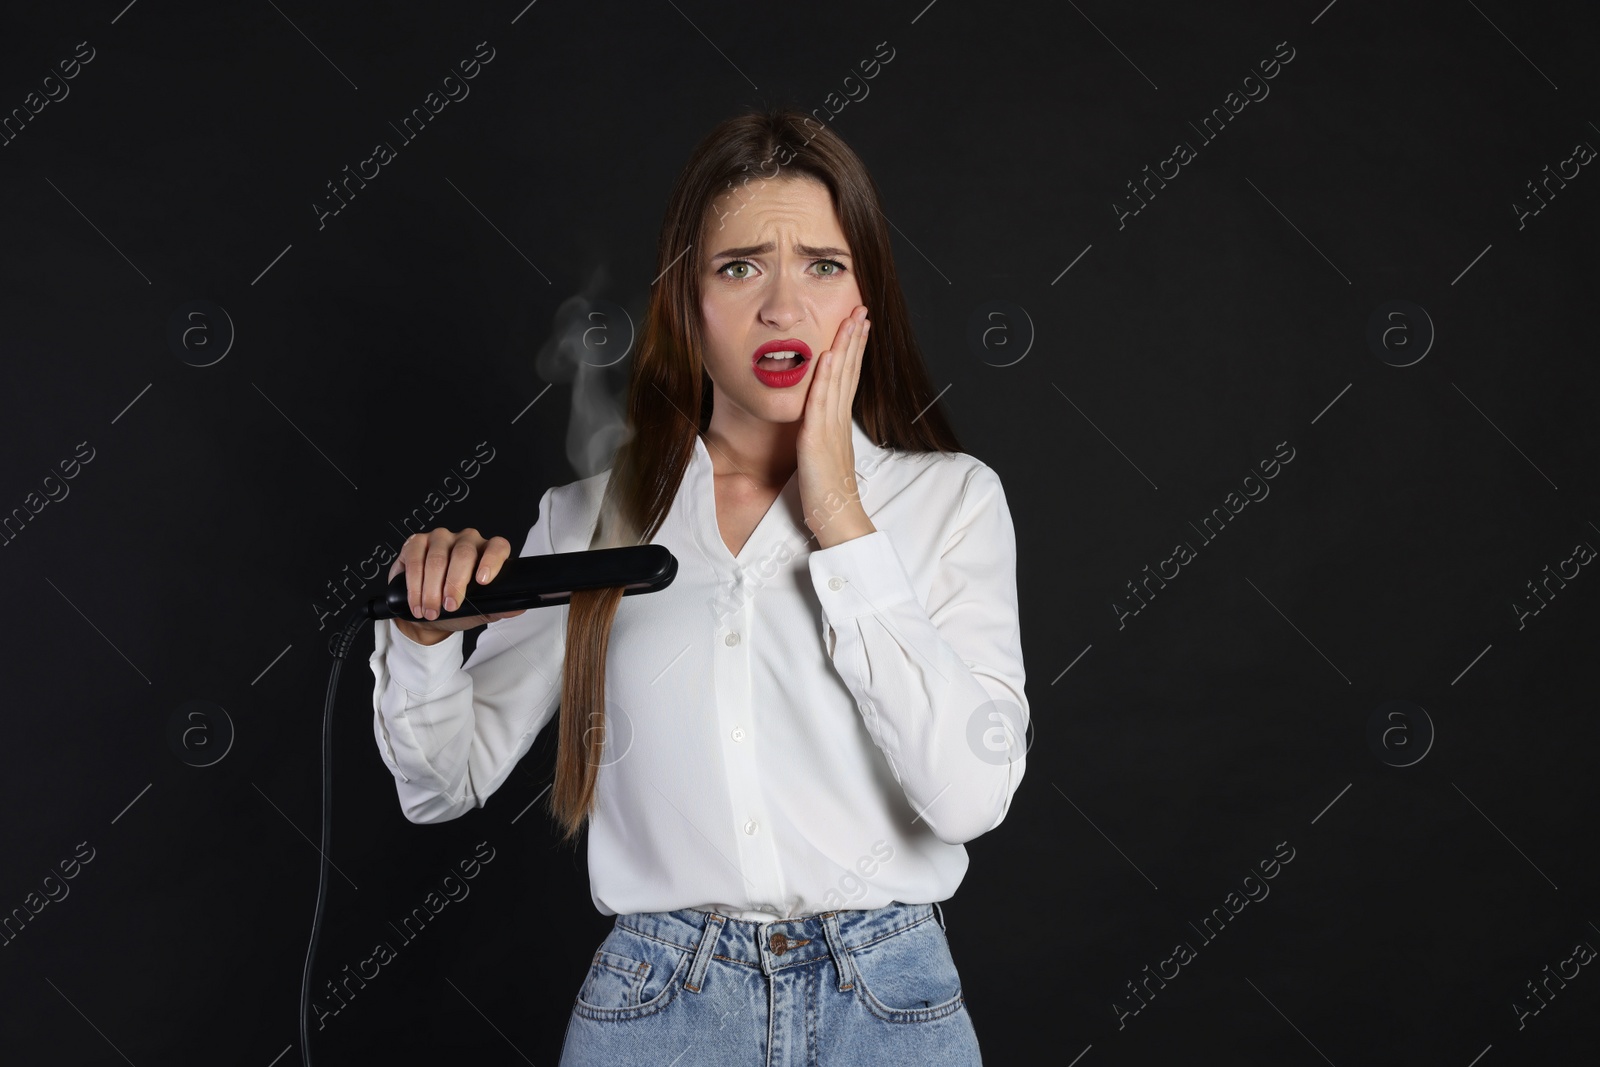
[572, 926, 692, 1021]
[847, 915, 966, 1023]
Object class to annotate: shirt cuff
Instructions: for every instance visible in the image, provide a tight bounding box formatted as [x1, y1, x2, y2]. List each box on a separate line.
[381, 618, 465, 696]
[807, 530, 919, 623]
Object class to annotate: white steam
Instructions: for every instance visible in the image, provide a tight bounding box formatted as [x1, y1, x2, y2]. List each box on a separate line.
[532, 266, 645, 548]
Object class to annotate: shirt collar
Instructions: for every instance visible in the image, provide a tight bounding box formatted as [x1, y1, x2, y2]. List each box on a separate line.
[690, 416, 885, 481]
[686, 417, 886, 563]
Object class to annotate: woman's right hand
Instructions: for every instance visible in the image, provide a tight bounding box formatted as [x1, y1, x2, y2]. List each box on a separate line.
[387, 528, 526, 645]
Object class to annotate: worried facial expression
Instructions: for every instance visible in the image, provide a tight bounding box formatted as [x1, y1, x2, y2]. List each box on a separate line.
[698, 176, 864, 423]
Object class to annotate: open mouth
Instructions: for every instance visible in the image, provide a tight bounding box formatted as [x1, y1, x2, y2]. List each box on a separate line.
[751, 339, 814, 386]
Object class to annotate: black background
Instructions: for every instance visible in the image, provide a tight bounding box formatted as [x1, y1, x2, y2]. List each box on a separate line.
[2, 1, 1596, 1064]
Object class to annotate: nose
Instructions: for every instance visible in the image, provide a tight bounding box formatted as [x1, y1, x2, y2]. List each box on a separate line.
[758, 265, 804, 331]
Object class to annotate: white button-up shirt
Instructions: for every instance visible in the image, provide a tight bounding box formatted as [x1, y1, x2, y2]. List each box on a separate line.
[369, 417, 1029, 920]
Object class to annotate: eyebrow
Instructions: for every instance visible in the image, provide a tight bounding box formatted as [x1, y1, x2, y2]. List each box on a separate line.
[708, 242, 852, 261]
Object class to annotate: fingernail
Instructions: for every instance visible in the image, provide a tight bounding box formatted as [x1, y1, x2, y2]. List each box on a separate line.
[445, 596, 457, 612]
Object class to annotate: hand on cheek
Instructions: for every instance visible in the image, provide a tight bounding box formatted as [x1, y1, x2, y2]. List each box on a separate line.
[797, 305, 872, 546]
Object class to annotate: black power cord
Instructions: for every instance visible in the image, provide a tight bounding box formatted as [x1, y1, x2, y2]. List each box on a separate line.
[297, 545, 676, 1064]
[300, 607, 371, 1067]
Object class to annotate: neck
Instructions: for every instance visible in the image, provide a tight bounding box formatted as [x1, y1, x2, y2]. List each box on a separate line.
[702, 409, 800, 488]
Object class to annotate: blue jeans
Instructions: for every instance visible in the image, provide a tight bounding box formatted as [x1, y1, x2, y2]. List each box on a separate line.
[559, 900, 983, 1066]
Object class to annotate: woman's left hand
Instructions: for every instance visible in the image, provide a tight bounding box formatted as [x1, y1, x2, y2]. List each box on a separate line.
[797, 304, 875, 548]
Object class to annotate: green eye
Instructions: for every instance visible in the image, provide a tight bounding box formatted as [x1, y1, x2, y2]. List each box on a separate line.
[716, 258, 846, 279]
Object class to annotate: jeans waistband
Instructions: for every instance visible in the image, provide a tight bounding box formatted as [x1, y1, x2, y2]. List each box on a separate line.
[615, 900, 943, 986]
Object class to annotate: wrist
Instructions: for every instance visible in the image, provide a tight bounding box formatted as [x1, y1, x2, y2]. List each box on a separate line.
[813, 513, 876, 550]
[393, 617, 452, 647]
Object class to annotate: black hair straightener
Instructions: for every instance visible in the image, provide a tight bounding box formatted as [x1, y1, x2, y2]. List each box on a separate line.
[365, 543, 678, 621]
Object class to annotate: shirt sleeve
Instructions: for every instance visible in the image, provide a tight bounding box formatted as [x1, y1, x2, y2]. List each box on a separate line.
[806, 461, 1028, 845]
[368, 485, 568, 824]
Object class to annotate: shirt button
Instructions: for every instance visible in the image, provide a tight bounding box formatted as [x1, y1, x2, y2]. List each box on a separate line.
[725, 631, 740, 646]
[730, 726, 745, 742]
[743, 819, 758, 835]
[828, 576, 844, 591]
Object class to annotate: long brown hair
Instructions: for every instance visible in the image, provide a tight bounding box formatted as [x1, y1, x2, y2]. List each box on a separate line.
[547, 107, 963, 842]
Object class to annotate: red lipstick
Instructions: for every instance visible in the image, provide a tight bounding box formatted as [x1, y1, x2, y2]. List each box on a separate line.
[751, 339, 813, 388]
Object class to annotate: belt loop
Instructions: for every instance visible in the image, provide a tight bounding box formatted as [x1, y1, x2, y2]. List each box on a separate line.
[932, 900, 947, 932]
[819, 911, 856, 992]
[683, 911, 725, 994]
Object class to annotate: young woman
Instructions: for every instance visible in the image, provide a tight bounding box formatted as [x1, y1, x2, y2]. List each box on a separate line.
[369, 107, 1028, 1066]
